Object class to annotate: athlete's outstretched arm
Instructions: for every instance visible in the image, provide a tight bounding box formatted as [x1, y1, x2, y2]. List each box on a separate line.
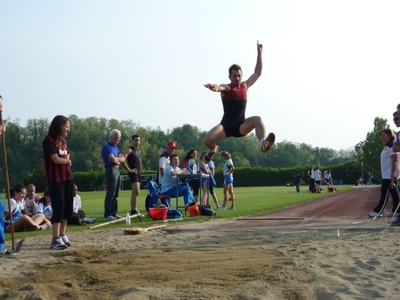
[204, 83, 229, 92]
[244, 41, 263, 88]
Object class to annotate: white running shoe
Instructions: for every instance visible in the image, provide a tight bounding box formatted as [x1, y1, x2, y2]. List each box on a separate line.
[40, 223, 52, 230]
[50, 237, 67, 250]
[60, 234, 71, 247]
[386, 212, 399, 217]
[368, 211, 382, 218]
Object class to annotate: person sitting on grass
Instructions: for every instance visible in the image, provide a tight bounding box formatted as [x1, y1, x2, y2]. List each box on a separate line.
[24, 183, 41, 216]
[3, 184, 50, 232]
[69, 184, 95, 224]
[33, 189, 53, 230]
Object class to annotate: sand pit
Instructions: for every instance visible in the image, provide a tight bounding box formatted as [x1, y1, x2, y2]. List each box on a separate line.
[1, 187, 399, 299]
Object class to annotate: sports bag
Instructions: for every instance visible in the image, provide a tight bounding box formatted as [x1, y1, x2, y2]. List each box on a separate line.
[68, 210, 87, 225]
[200, 205, 216, 216]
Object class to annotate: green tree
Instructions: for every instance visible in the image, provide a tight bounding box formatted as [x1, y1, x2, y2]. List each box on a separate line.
[354, 117, 389, 172]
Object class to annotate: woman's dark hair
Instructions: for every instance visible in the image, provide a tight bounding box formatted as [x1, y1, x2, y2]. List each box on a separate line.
[39, 189, 51, 206]
[183, 149, 196, 162]
[380, 128, 395, 147]
[221, 151, 231, 159]
[10, 183, 26, 197]
[48, 115, 70, 139]
[380, 128, 395, 141]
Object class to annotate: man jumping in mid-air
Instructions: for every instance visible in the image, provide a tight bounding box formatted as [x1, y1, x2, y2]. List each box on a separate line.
[203, 40, 275, 162]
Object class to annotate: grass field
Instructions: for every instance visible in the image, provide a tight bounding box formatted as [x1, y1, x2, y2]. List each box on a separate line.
[4, 185, 354, 241]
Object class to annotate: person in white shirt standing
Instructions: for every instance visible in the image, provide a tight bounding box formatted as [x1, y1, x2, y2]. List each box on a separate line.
[369, 129, 400, 218]
[313, 167, 322, 193]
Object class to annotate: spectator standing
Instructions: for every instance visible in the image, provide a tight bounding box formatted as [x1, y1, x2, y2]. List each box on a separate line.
[207, 158, 221, 209]
[220, 151, 235, 210]
[323, 170, 333, 186]
[369, 129, 400, 218]
[294, 172, 304, 193]
[157, 141, 176, 185]
[388, 111, 400, 225]
[182, 149, 200, 202]
[102, 129, 125, 221]
[307, 166, 315, 192]
[198, 151, 218, 206]
[42, 115, 74, 250]
[366, 172, 372, 185]
[122, 134, 142, 215]
[314, 167, 322, 192]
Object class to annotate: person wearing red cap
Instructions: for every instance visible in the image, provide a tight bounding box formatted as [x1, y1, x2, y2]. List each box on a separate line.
[157, 141, 176, 184]
[203, 41, 275, 162]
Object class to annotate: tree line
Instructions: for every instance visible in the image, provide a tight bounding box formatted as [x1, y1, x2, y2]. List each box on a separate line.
[0, 115, 358, 189]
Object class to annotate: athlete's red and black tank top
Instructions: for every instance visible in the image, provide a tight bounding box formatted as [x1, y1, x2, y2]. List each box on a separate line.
[221, 84, 247, 124]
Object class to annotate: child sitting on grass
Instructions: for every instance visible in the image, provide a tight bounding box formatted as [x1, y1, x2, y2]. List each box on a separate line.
[3, 184, 50, 232]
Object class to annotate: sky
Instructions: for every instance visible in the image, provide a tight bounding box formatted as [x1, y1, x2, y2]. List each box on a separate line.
[1, 0, 400, 151]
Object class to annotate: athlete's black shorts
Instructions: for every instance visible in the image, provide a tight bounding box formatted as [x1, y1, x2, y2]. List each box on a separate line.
[128, 173, 141, 184]
[220, 120, 245, 138]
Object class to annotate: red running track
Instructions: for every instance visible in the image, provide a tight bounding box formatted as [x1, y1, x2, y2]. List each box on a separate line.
[214, 186, 395, 230]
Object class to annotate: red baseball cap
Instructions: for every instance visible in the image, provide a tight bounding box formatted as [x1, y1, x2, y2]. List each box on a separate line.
[167, 141, 177, 149]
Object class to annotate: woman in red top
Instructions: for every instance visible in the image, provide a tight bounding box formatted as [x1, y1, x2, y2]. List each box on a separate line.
[42, 115, 74, 250]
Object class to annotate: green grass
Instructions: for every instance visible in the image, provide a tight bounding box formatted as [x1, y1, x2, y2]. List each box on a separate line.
[4, 185, 354, 241]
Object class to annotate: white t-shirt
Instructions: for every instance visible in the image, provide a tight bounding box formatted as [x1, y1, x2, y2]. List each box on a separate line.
[73, 195, 82, 213]
[25, 194, 39, 214]
[208, 160, 215, 176]
[381, 146, 400, 179]
[34, 202, 53, 219]
[158, 155, 170, 184]
[3, 198, 23, 224]
[323, 171, 331, 180]
[160, 165, 179, 192]
[188, 158, 197, 174]
[223, 159, 233, 176]
[314, 169, 321, 181]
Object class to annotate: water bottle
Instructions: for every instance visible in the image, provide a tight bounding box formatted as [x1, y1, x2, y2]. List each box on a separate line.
[126, 213, 131, 226]
[192, 164, 197, 174]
